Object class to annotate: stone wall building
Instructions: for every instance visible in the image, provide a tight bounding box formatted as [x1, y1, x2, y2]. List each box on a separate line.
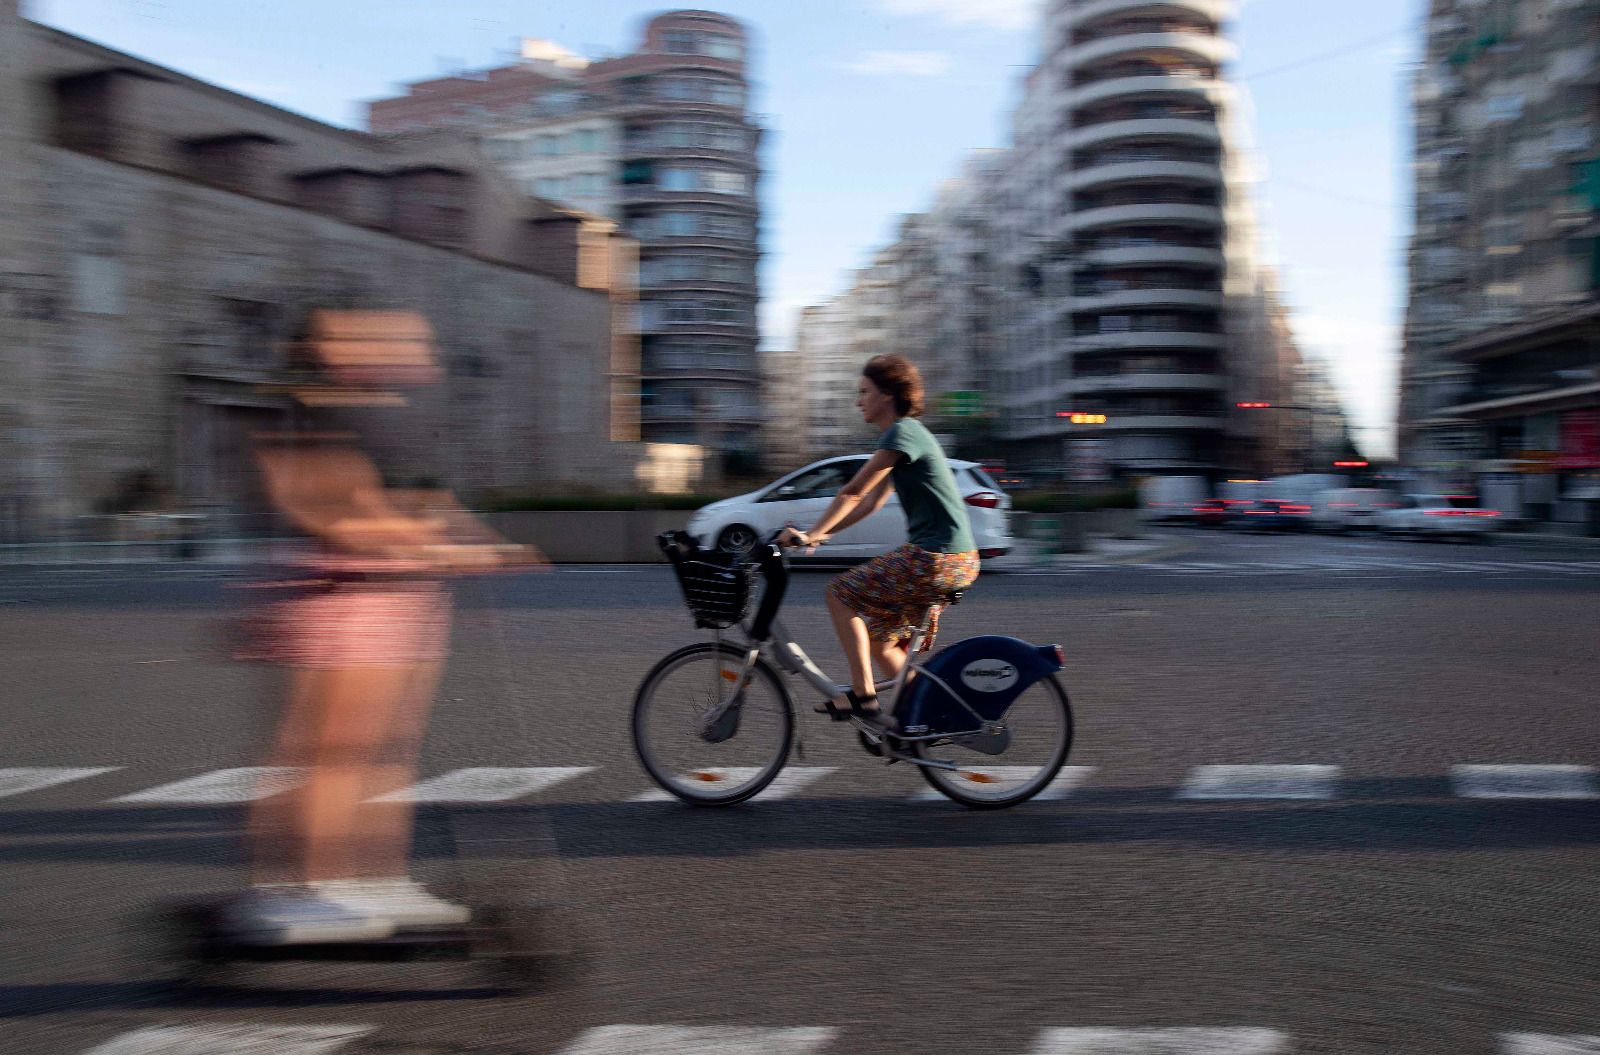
[0, 1, 647, 539]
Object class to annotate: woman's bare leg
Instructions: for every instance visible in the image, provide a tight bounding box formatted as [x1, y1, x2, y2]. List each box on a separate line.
[295, 665, 415, 883]
[352, 659, 444, 879]
[825, 587, 876, 698]
[248, 666, 323, 885]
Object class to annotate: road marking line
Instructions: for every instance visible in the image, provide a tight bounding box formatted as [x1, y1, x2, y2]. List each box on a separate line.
[370, 766, 594, 802]
[557, 1025, 838, 1055]
[1452, 765, 1600, 800]
[113, 767, 304, 804]
[1178, 764, 1339, 800]
[909, 765, 1096, 802]
[631, 766, 836, 803]
[1502, 1034, 1600, 1054]
[0, 767, 119, 800]
[1030, 1027, 1290, 1053]
[81, 1024, 374, 1055]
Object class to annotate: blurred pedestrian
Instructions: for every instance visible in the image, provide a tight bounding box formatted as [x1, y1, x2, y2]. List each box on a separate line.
[229, 310, 544, 945]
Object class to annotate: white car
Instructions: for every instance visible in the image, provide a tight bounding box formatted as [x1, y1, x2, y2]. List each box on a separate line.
[686, 455, 1014, 559]
[1377, 494, 1502, 540]
[1310, 488, 1392, 533]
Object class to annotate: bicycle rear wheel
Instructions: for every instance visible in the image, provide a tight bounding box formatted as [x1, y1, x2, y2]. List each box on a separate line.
[913, 674, 1073, 808]
[632, 642, 793, 806]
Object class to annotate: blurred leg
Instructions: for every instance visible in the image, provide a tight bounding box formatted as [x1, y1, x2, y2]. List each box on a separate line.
[298, 665, 415, 883]
[353, 659, 444, 879]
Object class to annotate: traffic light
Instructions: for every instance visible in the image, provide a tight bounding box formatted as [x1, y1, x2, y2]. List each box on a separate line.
[1055, 412, 1108, 424]
[1333, 460, 1369, 468]
[1236, 401, 1272, 409]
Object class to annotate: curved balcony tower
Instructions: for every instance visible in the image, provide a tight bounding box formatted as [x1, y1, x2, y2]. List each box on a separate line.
[1032, 0, 1251, 473]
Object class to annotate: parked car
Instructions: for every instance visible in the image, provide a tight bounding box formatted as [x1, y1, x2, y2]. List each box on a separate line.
[686, 455, 1014, 560]
[1310, 488, 1393, 533]
[1140, 475, 1210, 523]
[1237, 498, 1313, 531]
[1377, 494, 1501, 541]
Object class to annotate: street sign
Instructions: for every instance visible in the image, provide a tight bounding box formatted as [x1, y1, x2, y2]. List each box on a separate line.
[938, 390, 982, 417]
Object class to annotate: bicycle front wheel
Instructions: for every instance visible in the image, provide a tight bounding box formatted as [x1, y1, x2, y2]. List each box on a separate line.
[632, 642, 793, 806]
[914, 674, 1073, 809]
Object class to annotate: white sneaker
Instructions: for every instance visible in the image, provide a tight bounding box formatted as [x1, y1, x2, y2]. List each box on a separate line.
[312, 877, 472, 930]
[224, 885, 396, 945]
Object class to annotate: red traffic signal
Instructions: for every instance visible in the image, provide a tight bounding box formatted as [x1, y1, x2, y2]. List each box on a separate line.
[1236, 401, 1272, 409]
[1333, 460, 1369, 468]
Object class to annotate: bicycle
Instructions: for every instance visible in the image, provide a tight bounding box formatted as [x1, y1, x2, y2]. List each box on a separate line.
[632, 531, 1074, 809]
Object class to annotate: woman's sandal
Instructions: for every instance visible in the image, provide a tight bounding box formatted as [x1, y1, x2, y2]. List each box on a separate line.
[814, 689, 881, 721]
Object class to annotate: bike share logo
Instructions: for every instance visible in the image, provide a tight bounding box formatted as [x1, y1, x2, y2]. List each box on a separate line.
[960, 659, 1018, 693]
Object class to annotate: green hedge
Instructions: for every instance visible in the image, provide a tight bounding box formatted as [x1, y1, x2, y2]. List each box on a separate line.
[487, 492, 727, 513]
[1012, 487, 1140, 514]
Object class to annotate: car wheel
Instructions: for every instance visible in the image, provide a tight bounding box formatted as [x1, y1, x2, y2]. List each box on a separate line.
[716, 523, 759, 557]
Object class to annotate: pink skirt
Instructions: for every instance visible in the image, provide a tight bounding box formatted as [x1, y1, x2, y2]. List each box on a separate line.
[234, 555, 452, 669]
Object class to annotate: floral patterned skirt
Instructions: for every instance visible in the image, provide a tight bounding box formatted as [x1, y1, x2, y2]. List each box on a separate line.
[827, 544, 979, 649]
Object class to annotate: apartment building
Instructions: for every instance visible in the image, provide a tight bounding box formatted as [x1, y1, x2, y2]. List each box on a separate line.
[369, 11, 765, 465]
[1400, 0, 1600, 513]
[798, 0, 1344, 480]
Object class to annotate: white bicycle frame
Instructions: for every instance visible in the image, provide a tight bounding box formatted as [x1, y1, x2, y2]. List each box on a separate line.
[709, 602, 1002, 767]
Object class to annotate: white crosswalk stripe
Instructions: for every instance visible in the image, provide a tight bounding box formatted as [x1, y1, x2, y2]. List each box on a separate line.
[1029, 1027, 1290, 1053]
[112, 767, 304, 804]
[1451, 765, 1600, 800]
[0, 767, 118, 799]
[630, 766, 837, 803]
[369, 766, 594, 802]
[1502, 1034, 1600, 1054]
[908, 766, 1097, 802]
[14, 762, 1600, 807]
[81, 1024, 373, 1055]
[1178, 765, 1339, 800]
[556, 1025, 838, 1055]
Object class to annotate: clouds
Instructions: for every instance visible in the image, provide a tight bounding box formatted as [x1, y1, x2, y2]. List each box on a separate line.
[847, 49, 955, 77]
[873, 0, 1042, 32]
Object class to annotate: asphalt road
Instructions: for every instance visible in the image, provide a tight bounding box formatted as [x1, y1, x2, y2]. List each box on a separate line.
[2, 528, 1600, 1054]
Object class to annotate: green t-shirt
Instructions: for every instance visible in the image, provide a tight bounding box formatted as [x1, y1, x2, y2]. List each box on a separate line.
[877, 417, 977, 554]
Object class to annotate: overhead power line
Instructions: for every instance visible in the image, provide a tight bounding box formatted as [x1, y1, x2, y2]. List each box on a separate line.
[1240, 19, 1425, 83]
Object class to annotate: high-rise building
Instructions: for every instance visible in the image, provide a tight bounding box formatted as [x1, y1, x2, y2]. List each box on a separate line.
[798, 0, 1343, 480]
[369, 11, 764, 464]
[1399, 0, 1600, 495]
[996, 0, 1249, 476]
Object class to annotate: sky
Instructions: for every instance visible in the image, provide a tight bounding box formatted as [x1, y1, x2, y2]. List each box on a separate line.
[31, 0, 1424, 458]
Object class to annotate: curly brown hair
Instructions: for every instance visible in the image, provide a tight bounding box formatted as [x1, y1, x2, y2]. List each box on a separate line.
[862, 354, 925, 418]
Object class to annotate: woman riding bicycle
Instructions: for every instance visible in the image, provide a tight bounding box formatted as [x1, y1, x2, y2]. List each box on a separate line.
[776, 354, 979, 724]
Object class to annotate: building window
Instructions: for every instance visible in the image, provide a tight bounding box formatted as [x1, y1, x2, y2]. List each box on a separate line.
[661, 167, 696, 191]
[703, 35, 743, 60]
[663, 31, 698, 54]
[535, 177, 565, 198]
[536, 135, 562, 156]
[572, 128, 601, 153]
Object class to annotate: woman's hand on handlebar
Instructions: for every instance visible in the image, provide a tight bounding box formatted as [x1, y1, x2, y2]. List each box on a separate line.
[775, 527, 828, 555]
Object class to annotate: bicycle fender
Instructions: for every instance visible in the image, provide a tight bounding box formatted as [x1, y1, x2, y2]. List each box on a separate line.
[894, 635, 1063, 735]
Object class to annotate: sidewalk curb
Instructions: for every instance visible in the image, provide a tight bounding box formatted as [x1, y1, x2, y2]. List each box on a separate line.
[1051, 536, 1198, 567]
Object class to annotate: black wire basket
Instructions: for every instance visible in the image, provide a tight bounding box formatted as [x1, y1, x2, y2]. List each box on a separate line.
[660, 532, 755, 629]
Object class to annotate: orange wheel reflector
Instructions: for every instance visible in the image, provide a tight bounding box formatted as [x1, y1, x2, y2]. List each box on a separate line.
[692, 771, 724, 783]
[961, 771, 999, 784]
[720, 670, 739, 682]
